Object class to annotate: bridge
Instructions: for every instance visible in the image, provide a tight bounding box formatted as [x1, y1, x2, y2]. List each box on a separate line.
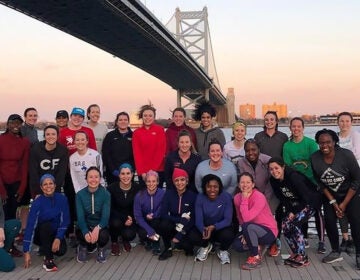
[0, 0, 234, 124]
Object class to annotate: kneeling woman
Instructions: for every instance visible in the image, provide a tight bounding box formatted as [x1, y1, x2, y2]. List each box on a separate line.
[134, 170, 165, 255]
[193, 174, 234, 264]
[233, 172, 278, 270]
[269, 157, 322, 268]
[76, 167, 110, 263]
[23, 174, 70, 272]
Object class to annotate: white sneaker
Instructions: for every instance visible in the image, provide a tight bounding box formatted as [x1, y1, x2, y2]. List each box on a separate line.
[195, 243, 213, 262]
[217, 250, 230, 264]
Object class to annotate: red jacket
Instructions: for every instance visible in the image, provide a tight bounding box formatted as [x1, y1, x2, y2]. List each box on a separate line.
[58, 126, 97, 155]
[165, 122, 197, 154]
[0, 133, 30, 198]
[132, 123, 166, 175]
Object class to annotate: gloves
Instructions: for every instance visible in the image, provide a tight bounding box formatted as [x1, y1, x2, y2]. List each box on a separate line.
[175, 223, 184, 232]
[181, 212, 191, 220]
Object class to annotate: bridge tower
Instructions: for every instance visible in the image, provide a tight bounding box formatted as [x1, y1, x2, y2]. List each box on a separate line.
[167, 7, 230, 124]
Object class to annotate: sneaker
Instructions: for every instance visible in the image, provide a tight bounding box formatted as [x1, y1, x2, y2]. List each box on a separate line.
[304, 239, 310, 249]
[290, 254, 310, 268]
[77, 245, 88, 263]
[195, 243, 213, 262]
[43, 259, 58, 272]
[144, 241, 152, 251]
[276, 238, 282, 250]
[111, 242, 121, 256]
[268, 243, 280, 257]
[241, 255, 261, 270]
[16, 232, 24, 246]
[172, 243, 183, 252]
[356, 254, 360, 270]
[123, 241, 131, 252]
[97, 247, 106, 263]
[151, 241, 161, 256]
[87, 244, 97, 254]
[217, 250, 230, 264]
[158, 248, 173, 261]
[317, 241, 327, 254]
[284, 254, 298, 265]
[346, 238, 355, 255]
[322, 251, 343, 264]
[340, 238, 347, 252]
[8, 245, 23, 257]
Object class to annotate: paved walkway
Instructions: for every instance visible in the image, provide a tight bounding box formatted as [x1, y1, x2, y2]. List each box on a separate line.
[1, 236, 360, 280]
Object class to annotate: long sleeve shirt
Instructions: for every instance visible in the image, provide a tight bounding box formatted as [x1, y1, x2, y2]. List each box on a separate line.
[133, 188, 165, 237]
[23, 193, 70, 252]
[76, 186, 110, 235]
[195, 191, 233, 232]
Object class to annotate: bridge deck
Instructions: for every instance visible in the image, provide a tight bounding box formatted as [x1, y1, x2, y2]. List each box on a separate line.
[1, 236, 360, 280]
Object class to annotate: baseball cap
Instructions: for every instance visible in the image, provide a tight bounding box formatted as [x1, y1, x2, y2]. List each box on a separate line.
[7, 114, 24, 123]
[55, 110, 69, 119]
[71, 107, 85, 117]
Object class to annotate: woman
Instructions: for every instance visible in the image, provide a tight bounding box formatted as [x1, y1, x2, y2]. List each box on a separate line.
[69, 131, 104, 193]
[0, 199, 20, 272]
[193, 174, 234, 265]
[76, 166, 110, 264]
[134, 170, 165, 255]
[107, 163, 141, 255]
[254, 111, 288, 158]
[269, 158, 322, 268]
[337, 111, 360, 253]
[21, 107, 39, 145]
[311, 129, 360, 269]
[165, 107, 197, 154]
[195, 139, 237, 195]
[132, 104, 166, 188]
[158, 168, 197, 260]
[29, 125, 68, 198]
[193, 101, 226, 160]
[283, 117, 325, 253]
[102, 112, 134, 185]
[223, 120, 247, 178]
[237, 139, 277, 212]
[23, 174, 70, 272]
[164, 130, 201, 192]
[55, 110, 69, 129]
[233, 172, 278, 270]
[84, 104, 108, 153]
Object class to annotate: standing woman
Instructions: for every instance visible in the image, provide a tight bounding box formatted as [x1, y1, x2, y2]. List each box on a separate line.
[237, 139, 278, 213]
[102, 112, 134, 185]
[134, 170, 165, 255]
[195, 139, 237, 195]
[268, 158, 322, 268]
[29, 125, 68, 198]
[233, 172, 278, 270]
[76, 167, 110, 264]
[282, 117, 325, 252]
[254, 111, 288, 158]
[23, 174, 70, 272]
[193, 174, 234, 265]
[165, 107, 197, 154]
[337, 112, 360, 253]
[164, 130, 201, 192]
[69, 131, 104, 193]
[132, 104, 166, 188]
[21, 107, 39, 145]
[84, 104, 108, 154]
[107, 163, 142, 255]
[223, 120, 247, 178]
[311, 129, 360, 269]
[193, 101, 226, 160]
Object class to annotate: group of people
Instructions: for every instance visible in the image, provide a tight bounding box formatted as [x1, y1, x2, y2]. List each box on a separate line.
[1, 102, 360, 273]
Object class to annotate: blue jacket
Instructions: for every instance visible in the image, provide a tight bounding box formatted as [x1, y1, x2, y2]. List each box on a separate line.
[23, 193, 70, 252]
[195, 191, 233, 232]
[133, 188, 165, 236]
[160, 189, 197, 240]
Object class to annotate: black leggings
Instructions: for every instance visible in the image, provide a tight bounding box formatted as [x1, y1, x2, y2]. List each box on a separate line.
[76, 227, 109, 248]
[188, 226, 235, 251]
[109, 217, 137, 242]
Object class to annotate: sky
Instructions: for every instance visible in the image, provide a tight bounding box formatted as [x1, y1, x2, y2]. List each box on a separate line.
[1, 0, 360, 121]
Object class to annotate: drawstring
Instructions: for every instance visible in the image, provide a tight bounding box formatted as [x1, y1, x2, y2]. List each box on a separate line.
[91, 193, 94, 214]
[178, 195, 182, 214]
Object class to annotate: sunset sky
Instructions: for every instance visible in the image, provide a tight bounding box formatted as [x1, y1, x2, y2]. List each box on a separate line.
[1, 0, 359, 121]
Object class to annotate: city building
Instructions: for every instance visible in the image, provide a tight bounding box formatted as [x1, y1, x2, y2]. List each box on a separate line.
[239, 103, 256, 120]
[262, 102, 287, 119]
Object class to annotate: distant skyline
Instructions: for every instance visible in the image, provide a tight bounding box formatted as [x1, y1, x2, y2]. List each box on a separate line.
[1, 1, 359, 122]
